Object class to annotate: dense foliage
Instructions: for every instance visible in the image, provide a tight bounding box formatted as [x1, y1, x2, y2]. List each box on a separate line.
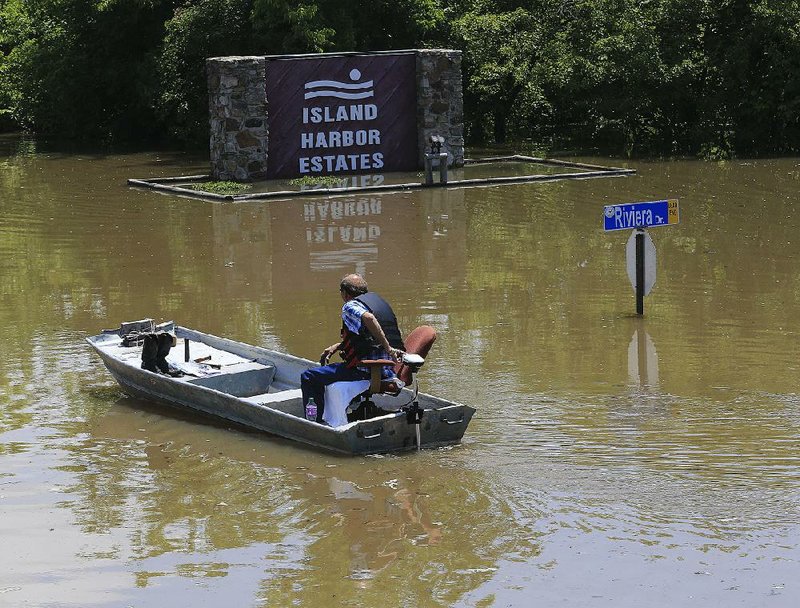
[2, 0, 799, 156]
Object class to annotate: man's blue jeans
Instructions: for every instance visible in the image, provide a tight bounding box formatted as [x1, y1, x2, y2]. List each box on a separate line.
[300, 363, 393, 423]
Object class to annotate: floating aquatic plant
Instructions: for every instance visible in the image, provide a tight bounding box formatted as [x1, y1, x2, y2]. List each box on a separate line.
[185, 181, 252, 195]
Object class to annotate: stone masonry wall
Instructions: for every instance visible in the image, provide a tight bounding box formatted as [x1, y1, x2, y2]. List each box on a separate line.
[415, 50, 464, 168]
[207, 56, 268, 181]
[208, 50, 463, 182]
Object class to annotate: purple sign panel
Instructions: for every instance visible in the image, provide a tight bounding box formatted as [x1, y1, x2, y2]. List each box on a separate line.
[265, 54, 417, 179]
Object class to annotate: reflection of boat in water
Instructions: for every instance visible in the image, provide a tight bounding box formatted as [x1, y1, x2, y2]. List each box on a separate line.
[86, 320, 474, 455]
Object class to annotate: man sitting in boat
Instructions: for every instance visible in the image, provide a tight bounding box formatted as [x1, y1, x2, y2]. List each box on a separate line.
[301, 273, 405, 423]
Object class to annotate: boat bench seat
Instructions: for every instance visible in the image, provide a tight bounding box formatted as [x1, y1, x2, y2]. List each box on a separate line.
[186, 361, 277, 398]
[241, 389, 303, 414]
[241, 388, 303, 405]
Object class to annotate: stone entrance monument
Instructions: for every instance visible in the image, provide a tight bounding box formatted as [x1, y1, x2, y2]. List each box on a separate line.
[207, 49, 463, 182]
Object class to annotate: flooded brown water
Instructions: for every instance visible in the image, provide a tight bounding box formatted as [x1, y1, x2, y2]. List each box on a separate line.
[1, 133, 799, 606]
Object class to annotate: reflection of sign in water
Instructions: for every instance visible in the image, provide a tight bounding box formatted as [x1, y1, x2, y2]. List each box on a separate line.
[628, 327, 659, 387]
[304, 198, 383, 273]
[603, 199, 680, 231]
[266, 54, 417, 178]
[304, 198, 381, 223]
[299, 174, 385, 191]
[306, 224, 381, 245]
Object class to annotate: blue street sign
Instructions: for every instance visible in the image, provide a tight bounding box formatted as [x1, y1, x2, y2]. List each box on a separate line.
[603, 199, 679, 231]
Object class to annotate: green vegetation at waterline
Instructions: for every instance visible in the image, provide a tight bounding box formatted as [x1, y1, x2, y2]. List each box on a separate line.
[1, 0, 799, 158]
[185, 181, 252, 195]
[288, 175, 350, 188]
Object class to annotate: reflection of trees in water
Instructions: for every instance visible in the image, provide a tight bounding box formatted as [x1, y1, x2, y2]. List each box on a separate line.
[316, 476, 442, 572]
[254, 459, 530, 607]
[63, 405, 298, 558]
[60, 401, 526, 605]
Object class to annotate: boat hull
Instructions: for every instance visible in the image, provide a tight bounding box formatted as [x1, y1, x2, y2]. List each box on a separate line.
[87, 324, 474, 455]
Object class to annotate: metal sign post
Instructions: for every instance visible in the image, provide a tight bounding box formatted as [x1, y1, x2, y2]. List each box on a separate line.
[604, 199, 679, 315]
[636, 230, 645, 315]
[626, 228, 656, 314]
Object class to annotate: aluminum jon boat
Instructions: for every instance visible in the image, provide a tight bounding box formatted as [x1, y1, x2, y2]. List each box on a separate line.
[86, 319, 475, 455]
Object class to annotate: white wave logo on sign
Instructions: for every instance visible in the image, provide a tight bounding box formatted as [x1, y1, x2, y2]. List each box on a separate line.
[304, 69, 374, 100]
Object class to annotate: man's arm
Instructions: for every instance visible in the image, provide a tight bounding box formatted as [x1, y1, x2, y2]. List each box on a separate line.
[361, 312, 401, 361]
[319, 341, 341, 365]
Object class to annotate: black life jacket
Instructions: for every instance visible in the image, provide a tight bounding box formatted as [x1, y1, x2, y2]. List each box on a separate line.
[339, 292, 405, 368]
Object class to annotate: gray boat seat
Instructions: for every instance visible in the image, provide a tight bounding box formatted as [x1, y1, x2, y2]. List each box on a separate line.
[241, 388, 303, 405]
[186, 361, 276, 397]
[241, 389, 303, 415]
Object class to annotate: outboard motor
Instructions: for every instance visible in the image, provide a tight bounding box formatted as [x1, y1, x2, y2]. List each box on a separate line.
[401, 353, 426, 450]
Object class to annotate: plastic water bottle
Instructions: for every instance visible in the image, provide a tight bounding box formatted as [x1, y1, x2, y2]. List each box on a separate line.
[305, 397, 317, 422]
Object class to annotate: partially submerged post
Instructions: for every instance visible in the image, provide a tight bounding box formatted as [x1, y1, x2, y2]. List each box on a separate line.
[635, 230, 646, 315]
[628, 228, 655, 315]
[424, 135, 448, 185]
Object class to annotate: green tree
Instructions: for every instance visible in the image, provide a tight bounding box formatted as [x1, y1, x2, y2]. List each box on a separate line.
[2, 0, 800, 155]
[451, 6, 545, 144]
[695, 0, 800, 155]
[1, 0, 177, 142]
[157, 0, 253, 144]
[541, 0, 665, 155]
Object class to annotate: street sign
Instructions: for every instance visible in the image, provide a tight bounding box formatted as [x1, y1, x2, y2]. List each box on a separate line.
[626, 229, 656, 296]
[603, 199, 679, 231]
